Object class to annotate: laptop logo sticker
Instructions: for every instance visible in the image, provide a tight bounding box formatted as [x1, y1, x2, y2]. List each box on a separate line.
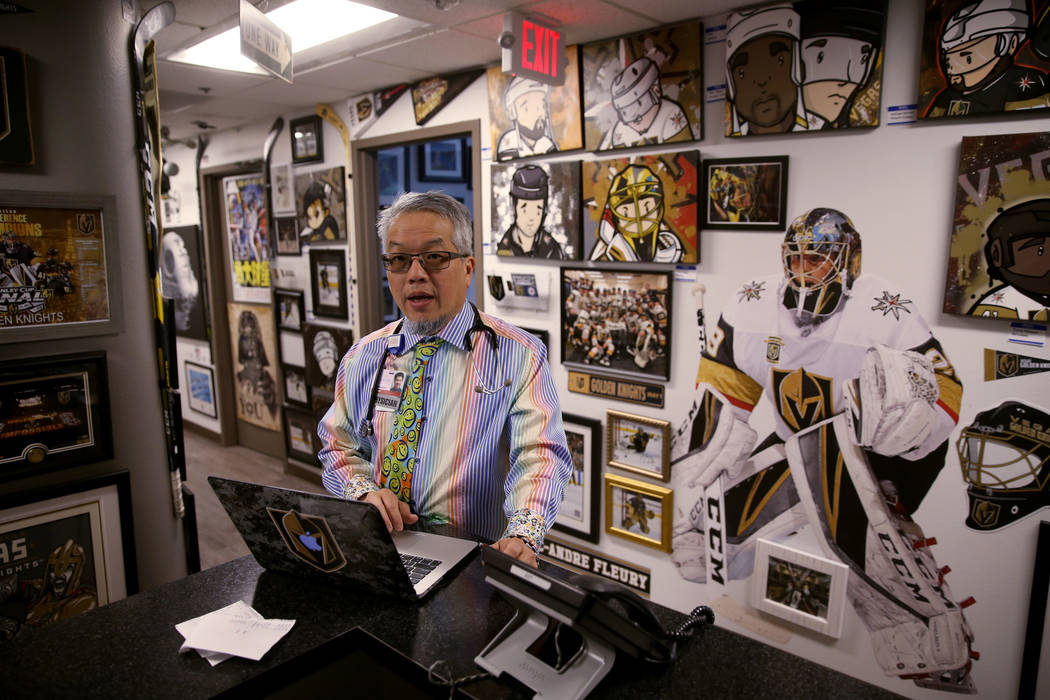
[266, 507, 347, 572]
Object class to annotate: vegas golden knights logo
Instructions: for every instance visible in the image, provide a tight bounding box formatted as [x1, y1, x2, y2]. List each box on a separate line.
[997, 352, 1018, 378]
[266, 507, 347, 572]
[488, 275, 505, 301]
[970, 498, 1001, 529]
[765, 336, 783, 364]
[76, 213, 96, 235]
[771, 368, 834, 432]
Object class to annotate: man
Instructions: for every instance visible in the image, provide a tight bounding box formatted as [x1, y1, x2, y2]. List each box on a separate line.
[968, 198, 1050, 320]
[318, 192, 572, 566]
[497, 165, 564, 259]
[598, 57, 693, 150]
[496, 77, 557, 160]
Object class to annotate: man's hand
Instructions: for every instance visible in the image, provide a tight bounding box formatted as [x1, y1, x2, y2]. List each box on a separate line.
[362, 489, 419, 532]
[491, 537, 537, 567]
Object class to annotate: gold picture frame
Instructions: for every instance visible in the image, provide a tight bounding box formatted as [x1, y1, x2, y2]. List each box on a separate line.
[606, 410, 670, 481]
[604, 473, 672, 552]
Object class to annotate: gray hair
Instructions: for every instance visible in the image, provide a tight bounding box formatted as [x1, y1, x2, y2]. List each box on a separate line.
[376, 191, 474, 255]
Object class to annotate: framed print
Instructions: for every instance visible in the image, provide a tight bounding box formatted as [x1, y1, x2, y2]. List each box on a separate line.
[290, 114, 323, 164]
[411, 69, 484, 126]
[519, 327, 551, 355]
[0, 191, 122, 344]
[308, 249, 348, 320]
[303, 323, 353, 392]
[604, 473, 672, 552]
[752, 538, 849, 638]
[377, 146, 407, 201]
[223, 173, 271, 304]
[581, 151, 699, 263]
[561, 267, 672, 382]
[942, 131, 1050, 321]
[184, 361, 217, 419]
[606, 410, 670, 481]
[418, 138, 465, 182]
[271, 163, 295, 213]
[702, 156, 789, 230]
[283, 404, 318, 464]
[162, 224, 209, 341]
[227, 302, 281, 432]
[275, 288, 304, 331]
[0, 470, 138, 639]
[274, 216, 300, 256]
[919, 0, 1050, 120]
[581, 20, 703, 151]
[0, 47, 34, 165]
[294, 166, 347, 243]
[553, 413, 602, 543]
[281, 363, 309, 408]
[490, 161, 581, 260]
[1, 351, 112, 481]
[725, 1, 886, 135]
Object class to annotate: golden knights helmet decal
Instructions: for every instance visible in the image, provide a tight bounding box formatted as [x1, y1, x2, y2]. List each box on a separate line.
[607, 164, 665, 254]
[958, 400, 1050, 531]
[266, 507, 347, 572]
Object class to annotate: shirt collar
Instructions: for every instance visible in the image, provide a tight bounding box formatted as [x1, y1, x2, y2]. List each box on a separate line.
[400, 302, 474, 353]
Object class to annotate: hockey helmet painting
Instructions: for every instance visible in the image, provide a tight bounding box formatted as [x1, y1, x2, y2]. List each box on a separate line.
[958, 400, 1050, 531]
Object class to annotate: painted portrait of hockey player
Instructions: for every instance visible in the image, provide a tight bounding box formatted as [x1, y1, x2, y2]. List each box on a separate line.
[490, 162, 580, 259]
[942, 131, 1050, 321]
[303, 322, 353, 393]
[581, 21, 702, 152]
[223, 174, 271, 305]
[487, 47, 583, 162]
[582, 152, 699, 264]
[919, 0, 1050, 119]
[957, 400, 1050, 531]
[294, 166, 346, 244]
[725, 1, 886, 136]
[669, 208, 977, 692]
[703, 156, 789, 229]
[227, 303, 280, 432]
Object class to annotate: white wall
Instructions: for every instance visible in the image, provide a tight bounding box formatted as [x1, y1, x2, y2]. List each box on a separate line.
[174, 0, 1050, 695]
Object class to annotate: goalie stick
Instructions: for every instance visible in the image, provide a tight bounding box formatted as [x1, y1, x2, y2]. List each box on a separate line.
[130, 2, 184, 516]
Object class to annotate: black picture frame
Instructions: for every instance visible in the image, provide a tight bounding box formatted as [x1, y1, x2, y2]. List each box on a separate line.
[290, 114, 324, 164]
[1, 351, 113, 481]
[283, 404, 318, 464]
[275, 288, 305, 331]
[303, 323, 353, 392]
[560, 267, 673, 382]
[702, 155, 789, 231]
[165, 224, 209, 342]
[1020, 520, 1050, 699]
[520, 327, 551, 356]
[308, 249, 348, 320]
[554, 413, 602, 543]
[418, 138, 465, 182]
[281, 363, 310, 409]
[377, 146, 408, 200]
[275, 216, 300, 256]
[184, 361, 217, 419]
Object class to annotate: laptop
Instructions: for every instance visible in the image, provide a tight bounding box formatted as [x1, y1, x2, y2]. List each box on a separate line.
[208, 476, 478, 600]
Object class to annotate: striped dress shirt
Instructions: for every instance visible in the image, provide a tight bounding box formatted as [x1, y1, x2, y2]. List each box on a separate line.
[318, 303, 572, 550]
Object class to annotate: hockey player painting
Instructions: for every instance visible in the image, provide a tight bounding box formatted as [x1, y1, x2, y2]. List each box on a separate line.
[670, 208, 977, 692]
[490, 162, 580, 259]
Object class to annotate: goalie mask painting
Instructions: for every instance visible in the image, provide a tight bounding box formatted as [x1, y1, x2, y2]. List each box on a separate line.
[669, 207, 976, 692]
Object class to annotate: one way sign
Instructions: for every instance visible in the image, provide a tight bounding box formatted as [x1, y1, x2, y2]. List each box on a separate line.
[239, 0, 293, 83]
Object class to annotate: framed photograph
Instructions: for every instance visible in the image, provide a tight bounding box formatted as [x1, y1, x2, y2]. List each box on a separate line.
[281, 363, 310, 408]
[0, 470, 138, 639]
[702, 156, 789, 231]
[275, 216, 300, 256]
[271, 162, 295, 213]
[184, 361, 217, 419]
[1020, 520, 1050, 700]
[308, 249, 348, 320]
[418, 138, 465, 182]
[275, 288, 304, 331]
[561, 267, 672, 382]
[0, 191, 123, 344]
[752, 538, 850, 638]
[163, 224, 209, 342]
[283, 404, 318, 464]
[553, 413, 602, 543]
[376, 146, 407, 200]
[1, 352, 113, 481]
[290, 114, 323, 164]
[606, 410, 670, 481]
[604, 473, 672, 552]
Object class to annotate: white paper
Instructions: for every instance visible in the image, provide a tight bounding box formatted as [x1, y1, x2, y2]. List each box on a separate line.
[176, 600, 294, 665]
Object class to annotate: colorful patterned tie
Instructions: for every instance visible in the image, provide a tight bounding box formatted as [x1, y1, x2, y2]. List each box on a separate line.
[380, 337, 443, 502]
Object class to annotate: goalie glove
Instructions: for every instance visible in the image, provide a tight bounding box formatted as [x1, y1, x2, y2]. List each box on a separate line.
[844, 344, 939, 457]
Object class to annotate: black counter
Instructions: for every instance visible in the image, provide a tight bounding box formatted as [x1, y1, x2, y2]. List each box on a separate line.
[0, 544, 902, 699]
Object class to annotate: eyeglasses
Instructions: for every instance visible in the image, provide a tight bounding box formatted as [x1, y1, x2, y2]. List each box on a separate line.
[381, 250, 467, 273]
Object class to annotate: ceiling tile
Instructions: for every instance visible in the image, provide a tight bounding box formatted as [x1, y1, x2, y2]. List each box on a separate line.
[358, 28, 498, 74]
[233, 78, 350, 108]
[158, 60, 271, 97]
[356, 0, 522, 28]
[297, 57, 427, 91]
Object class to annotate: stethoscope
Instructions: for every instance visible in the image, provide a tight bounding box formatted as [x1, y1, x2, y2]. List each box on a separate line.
[358, 303, 511, 438]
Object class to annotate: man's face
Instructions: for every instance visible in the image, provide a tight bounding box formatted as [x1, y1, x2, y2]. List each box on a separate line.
[614, 196, 660, 236]
[788, 251, 837, 288]
[513, 91, 547, 131]
[944, 35, 1001, 89]
[801, 36, 873, 122]
[514, 198, 545, 237]
[386, 211, 474, 331]
[730, 35, 797, 127]
[1000, 234, 1050, 295]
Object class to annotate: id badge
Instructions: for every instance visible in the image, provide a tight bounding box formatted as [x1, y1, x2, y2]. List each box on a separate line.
[374, 367, 406, 412]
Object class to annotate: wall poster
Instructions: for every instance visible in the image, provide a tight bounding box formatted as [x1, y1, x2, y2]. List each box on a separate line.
[294, 166, 347, 244]
[227, 302, 280, 432]
[222, 174, 271, 304]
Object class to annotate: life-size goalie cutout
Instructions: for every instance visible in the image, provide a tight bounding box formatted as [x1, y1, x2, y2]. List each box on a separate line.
[668, 207, 976, 692]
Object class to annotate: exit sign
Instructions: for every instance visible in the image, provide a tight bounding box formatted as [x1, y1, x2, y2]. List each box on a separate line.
[501, 13, 565, 85]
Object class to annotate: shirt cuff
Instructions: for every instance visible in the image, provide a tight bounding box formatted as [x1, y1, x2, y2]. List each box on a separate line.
[503, 508, 548, 553]
[343, 475, 380, 501]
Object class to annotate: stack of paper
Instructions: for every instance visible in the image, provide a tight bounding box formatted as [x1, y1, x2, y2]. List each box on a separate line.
[176, 600, 295, 666]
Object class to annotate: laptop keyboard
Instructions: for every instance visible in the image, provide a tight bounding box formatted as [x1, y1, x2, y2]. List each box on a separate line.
[400, 554, 442, 584]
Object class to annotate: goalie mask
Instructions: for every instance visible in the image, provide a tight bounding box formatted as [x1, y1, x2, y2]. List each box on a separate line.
[781, 207, 862, 326]
[958, 400, 1050, 531]
[608, 164, 665, 257]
